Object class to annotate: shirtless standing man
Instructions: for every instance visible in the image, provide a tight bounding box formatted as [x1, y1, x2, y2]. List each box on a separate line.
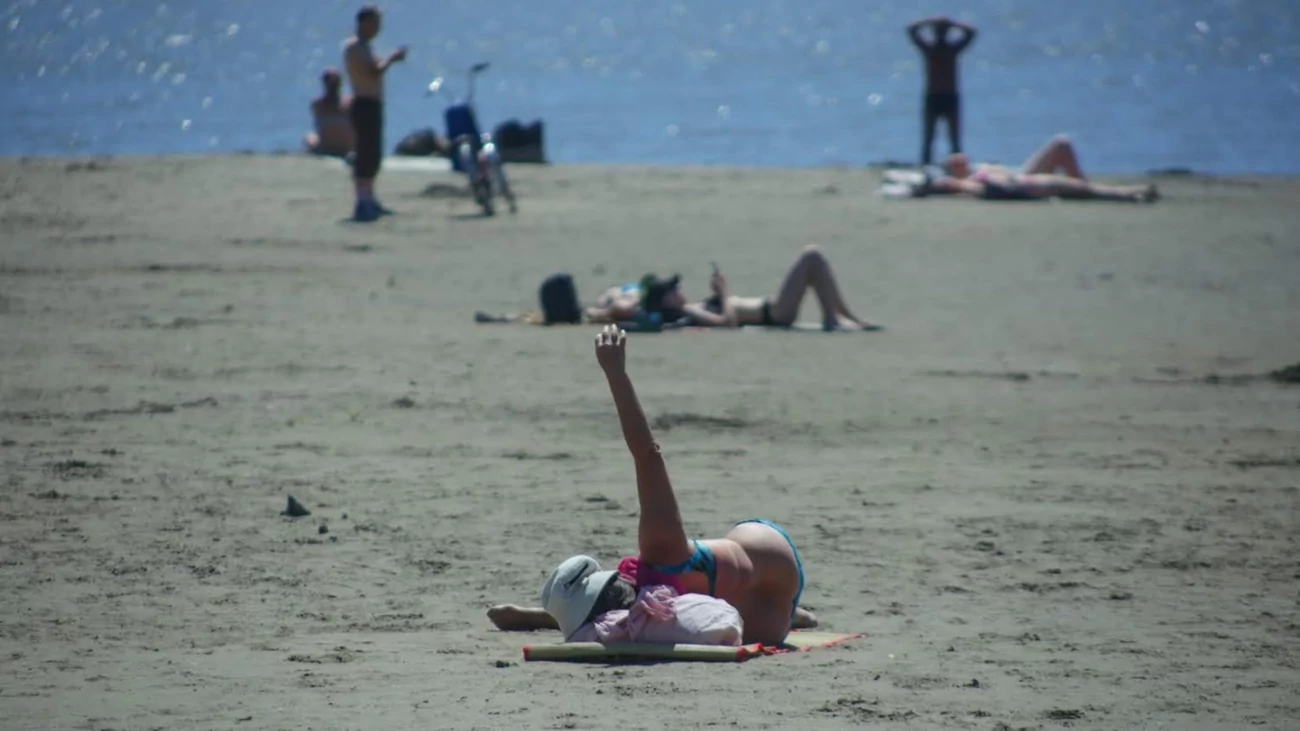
[343, 6, 407, 222]
[907, 16, 977, 166]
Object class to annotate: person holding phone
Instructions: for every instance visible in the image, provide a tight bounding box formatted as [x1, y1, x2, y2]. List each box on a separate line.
[344, 5, 407, 222]
[586, 246, 881, 331]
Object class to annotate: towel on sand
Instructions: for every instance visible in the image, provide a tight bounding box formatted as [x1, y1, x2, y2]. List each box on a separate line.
[473, 311, 880, 333]
[878, 168, 933, 199]
[522, 631, 864, 663]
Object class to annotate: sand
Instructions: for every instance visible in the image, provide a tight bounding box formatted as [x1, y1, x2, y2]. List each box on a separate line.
[1, 155, 1298, 730]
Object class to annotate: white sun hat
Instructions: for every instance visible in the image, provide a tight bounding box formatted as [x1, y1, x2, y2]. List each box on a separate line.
[540, 555, 619, 640]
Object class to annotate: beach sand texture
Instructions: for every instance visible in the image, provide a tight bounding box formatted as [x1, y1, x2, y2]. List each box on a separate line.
[1, 156, 1298, 730]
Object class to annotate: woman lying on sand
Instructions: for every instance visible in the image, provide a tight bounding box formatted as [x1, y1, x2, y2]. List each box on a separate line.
[487, 325, 817, 645]
[930, 135, 1159, 202]
[586, 245, 882, 331]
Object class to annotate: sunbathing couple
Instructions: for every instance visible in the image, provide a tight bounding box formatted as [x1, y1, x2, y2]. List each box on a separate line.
[589, 245, 881, 332]
[931, 135, 1159, 203]
[488, 324, 816, 646]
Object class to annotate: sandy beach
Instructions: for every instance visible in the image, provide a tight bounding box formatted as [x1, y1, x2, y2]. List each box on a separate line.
[1, 155, 1298, 730]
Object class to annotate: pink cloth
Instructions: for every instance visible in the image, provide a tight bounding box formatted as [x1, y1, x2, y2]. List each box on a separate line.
[568, 584, 743, 646]
[616, 555, 686, 595]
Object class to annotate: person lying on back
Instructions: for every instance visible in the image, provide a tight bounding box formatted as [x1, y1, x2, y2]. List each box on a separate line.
[586, 247, 881, 331]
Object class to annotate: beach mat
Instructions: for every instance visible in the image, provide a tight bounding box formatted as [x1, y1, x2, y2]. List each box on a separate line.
[319, 154, 453, 174]
[522, 631, 864, 664]
[878, 168, 931, 199]
[473, 312, 882, 334]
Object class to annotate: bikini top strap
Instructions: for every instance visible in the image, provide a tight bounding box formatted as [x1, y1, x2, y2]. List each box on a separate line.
[647, 541, 718, 595]
[648, 540, 704, 573]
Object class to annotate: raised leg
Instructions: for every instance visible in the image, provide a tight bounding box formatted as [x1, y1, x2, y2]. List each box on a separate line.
[768, 246, 876, 330]
[1021, 134, 1085, 179]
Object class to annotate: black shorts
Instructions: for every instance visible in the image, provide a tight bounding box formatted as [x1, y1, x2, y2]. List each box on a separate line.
[924, 92, 960, 121]
[349, 97, 384, 180]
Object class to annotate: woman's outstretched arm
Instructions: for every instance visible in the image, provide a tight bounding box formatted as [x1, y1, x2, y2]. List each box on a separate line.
[594, 326, 694, 566]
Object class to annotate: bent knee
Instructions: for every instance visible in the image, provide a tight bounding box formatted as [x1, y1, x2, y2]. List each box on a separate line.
[799, 244, 828, 263]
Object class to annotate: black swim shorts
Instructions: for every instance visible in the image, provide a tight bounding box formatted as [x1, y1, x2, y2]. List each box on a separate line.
[924, 92, 960, 122]
[349, 97, 384, 180]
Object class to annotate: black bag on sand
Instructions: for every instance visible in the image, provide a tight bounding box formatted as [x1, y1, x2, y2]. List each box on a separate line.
[539, 273, 582, 324]
[493, 120, 547, 164]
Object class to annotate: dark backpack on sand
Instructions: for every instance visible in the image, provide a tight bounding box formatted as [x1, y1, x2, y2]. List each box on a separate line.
[539, 273, 582, 324]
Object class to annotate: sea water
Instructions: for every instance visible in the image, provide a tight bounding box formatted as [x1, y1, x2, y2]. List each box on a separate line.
[3, 0, 1297, 173]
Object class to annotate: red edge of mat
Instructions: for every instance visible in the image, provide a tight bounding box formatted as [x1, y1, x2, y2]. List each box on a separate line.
[520, 632, 867, 663]
[801, 632, 868, 651]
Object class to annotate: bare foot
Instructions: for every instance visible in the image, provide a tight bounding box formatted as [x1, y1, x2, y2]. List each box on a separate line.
[487, 604, 559, 631]
[793, 607, 819, 629]
[486, 604, 534, 631]
[825, 314, 883, 332]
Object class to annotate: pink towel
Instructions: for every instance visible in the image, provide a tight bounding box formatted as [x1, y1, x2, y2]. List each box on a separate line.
[569, 584, 743, 646]
[617, 555, 686, 595]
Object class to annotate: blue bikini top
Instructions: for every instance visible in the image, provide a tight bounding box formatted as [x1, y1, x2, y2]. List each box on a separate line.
[645, 540, 718, 596]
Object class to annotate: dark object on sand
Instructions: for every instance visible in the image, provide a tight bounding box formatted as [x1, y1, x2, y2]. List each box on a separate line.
[393, 119, 546, 164]
[1147, 167, 1197, 177]
[282, 495, 311, 518]
[491, 120, 546, 164]
[539, 273, 583, 324]
[393, 127, 451, 157]
[318, 524, 329, 535]
[474, 310, 545, 325]
[1270, 362, 1300, 384]
[475, 310, 514, 324]
[392, 128, 433, 156]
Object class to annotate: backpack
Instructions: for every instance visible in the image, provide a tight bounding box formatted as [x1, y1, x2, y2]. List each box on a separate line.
[539, 273, 582, 324]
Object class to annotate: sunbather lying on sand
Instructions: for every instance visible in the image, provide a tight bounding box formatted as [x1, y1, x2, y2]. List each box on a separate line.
[586, 245, 882, 331]
[930, 135, 1159, 202]
[487, 326, 817, 645]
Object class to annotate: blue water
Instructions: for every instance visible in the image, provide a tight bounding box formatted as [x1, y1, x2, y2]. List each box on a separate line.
[3, 0, 1299, 173]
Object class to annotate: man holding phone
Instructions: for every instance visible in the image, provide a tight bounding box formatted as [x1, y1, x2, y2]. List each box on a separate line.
[344, 5, 407, 221]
